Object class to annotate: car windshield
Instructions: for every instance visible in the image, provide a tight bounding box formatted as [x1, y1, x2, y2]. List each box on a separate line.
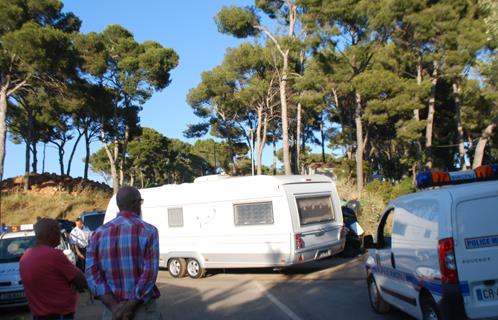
[0, 235, 36, 263]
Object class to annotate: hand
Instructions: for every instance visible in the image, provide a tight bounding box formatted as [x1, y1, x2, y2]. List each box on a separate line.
[121, 300, 141, 320]
[78, 253, 85, 259]
[111, 301, 127, 320]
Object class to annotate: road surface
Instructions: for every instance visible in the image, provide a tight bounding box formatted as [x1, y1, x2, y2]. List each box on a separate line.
[1, 255, 412, 320]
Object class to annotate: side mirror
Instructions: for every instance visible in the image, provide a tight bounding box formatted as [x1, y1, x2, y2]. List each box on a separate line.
[363, 235, 375, 249]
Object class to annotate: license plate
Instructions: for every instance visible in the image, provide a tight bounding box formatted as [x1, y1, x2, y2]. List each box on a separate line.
[475, 286, 498, 302]
[316, 249, 332, 260]
[0, 291, 25, 300]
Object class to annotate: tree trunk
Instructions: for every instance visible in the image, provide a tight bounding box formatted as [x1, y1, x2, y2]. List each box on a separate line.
[66, 131, 84, 176]
[414, 59, 423, 171]
[119, 125, 130, 186]
[256, 107, 263, 175]
[453, 83, 466, 170]
[296, 102, 302, 174]
[272, 132, 277, 175]
[101, 126, 119, 193]
[24, 139, 30, 192]
[58, 146, 65, 176]
[280, 52, 292, 175]
[320, 111, 326, 163]
[42, 143, 46, 173]
[472, 116, 498, 169]
[31, 141, 37, 174]
[355, 92, 364, 193]
[84, 129, 90, 180]
[24, 108, 34, 191]
[250, 128, 254, 176]
[258, 113, 268, 176]
[0, 87, 8, 180]
[425, 60, 439, 169]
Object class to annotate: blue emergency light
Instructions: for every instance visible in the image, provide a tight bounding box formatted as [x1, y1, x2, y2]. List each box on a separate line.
[416, 164, 498, 189]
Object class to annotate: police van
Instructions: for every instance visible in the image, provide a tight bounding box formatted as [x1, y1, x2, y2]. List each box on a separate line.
[364, 164, 498, 320]
[0, 224, 75, 308]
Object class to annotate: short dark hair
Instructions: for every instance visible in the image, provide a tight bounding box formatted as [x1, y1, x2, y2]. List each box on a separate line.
[75, 217, 82, 222]
[116, 186, 142, 211]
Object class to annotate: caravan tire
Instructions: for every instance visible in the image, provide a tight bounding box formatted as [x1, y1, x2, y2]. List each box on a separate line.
[187, 258, 205, 279]
[368, 275, 390, 314]
[168, 258, 187, 278]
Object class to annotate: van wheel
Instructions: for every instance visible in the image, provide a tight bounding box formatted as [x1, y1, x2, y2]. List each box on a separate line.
[367, 276, 390, 313]
[168, 258, 186, 278]
[186, 258, 205, 279]
[421, 294, 440, 320]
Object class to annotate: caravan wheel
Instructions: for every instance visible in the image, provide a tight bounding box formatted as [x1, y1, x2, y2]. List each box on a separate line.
[168, 258, 187, 278]
[187, 258, 205, 278]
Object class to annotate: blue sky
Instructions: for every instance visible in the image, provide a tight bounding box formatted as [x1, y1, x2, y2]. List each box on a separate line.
[5, 0, 329, 181]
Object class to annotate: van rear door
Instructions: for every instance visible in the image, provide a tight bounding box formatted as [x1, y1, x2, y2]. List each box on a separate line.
[284, 182, 344, 262]
[453, 183, 498, 319]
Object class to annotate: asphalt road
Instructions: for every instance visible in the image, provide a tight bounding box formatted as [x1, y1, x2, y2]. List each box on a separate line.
[1, 255, 413, 320]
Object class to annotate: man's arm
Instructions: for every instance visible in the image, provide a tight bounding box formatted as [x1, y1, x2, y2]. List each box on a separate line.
[85, 232, 112, 298]
[132, 228, 160, 302]
[74, 245, 84, 260]
[70, 270, 88, 292]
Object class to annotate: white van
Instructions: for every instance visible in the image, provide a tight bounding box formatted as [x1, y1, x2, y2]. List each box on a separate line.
[105, 174, 345, 278]
[365, 165, 498, 320]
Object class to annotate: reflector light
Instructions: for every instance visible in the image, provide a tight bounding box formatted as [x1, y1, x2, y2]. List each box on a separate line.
[416, 164, 498, 189]
[438, 238, 459, 284]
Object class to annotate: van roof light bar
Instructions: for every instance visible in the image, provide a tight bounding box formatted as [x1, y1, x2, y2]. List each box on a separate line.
[416, 164, 498, 189]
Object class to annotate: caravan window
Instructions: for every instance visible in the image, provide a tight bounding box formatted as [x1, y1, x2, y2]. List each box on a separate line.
[296, 195, 335, 226]
[234, 202, 274, 226]
[168, 208, 184, 227]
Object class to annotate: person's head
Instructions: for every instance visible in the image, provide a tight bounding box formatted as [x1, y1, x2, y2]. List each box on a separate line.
[75, 217, 83, 229]
[34, 218, 60, 247]
[116, 186, 142, 216]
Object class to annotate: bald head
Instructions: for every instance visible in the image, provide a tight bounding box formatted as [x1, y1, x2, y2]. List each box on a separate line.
[34, 218, 60, 247]
[116, 186, 142, 214]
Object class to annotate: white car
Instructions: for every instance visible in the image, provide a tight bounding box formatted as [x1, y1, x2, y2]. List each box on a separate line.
[0, 225, 76, 308]
[364, 165, 498, 320]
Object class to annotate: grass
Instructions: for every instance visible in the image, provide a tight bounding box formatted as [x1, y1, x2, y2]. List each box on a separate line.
[336, 177, 415, 236]
[1, 187, 111, 226]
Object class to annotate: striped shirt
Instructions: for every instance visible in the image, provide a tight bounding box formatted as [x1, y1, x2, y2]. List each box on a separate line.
[85, 211, 160, 302]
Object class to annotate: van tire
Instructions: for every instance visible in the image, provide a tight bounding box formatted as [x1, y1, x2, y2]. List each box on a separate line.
[187, 258, 205, 279]
[168, 258, 187, 278]
[421, 293, 441, 320]
[367, 275, 390, 313]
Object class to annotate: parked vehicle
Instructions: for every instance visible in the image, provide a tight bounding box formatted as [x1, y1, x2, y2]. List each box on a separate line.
[57, 219, 75, 233]
[80, 211, 105, 232]
[0, 225, 75, 308]
[364, 165, 498, 320]
[340, 205, 364, 257]
[105, 174, 346, 278]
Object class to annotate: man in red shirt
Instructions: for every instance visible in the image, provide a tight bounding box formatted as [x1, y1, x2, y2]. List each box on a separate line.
[20, 218, 87, 320]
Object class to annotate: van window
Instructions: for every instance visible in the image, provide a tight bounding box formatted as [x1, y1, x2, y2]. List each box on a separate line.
[296, 195, 335, 226]
[377, 209, 394, 249]
[168, 208, 184, 227]
[234, 202, 273, 226]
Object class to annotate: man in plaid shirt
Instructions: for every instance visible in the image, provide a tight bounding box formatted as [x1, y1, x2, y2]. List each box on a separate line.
[86, 186, 162, 319]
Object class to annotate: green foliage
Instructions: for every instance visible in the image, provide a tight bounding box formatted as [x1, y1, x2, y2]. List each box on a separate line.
[215, 5, 260, 38]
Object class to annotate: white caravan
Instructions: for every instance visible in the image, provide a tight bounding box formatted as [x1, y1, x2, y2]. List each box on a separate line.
[104, 174, 345, 278]
[365, 165, 498, 320]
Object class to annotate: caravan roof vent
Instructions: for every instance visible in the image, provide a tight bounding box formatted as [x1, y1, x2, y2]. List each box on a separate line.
[194, 174, 231, 183]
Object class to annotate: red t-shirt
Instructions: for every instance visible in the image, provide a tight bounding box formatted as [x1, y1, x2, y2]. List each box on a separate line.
[19, 245, 79, 316]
